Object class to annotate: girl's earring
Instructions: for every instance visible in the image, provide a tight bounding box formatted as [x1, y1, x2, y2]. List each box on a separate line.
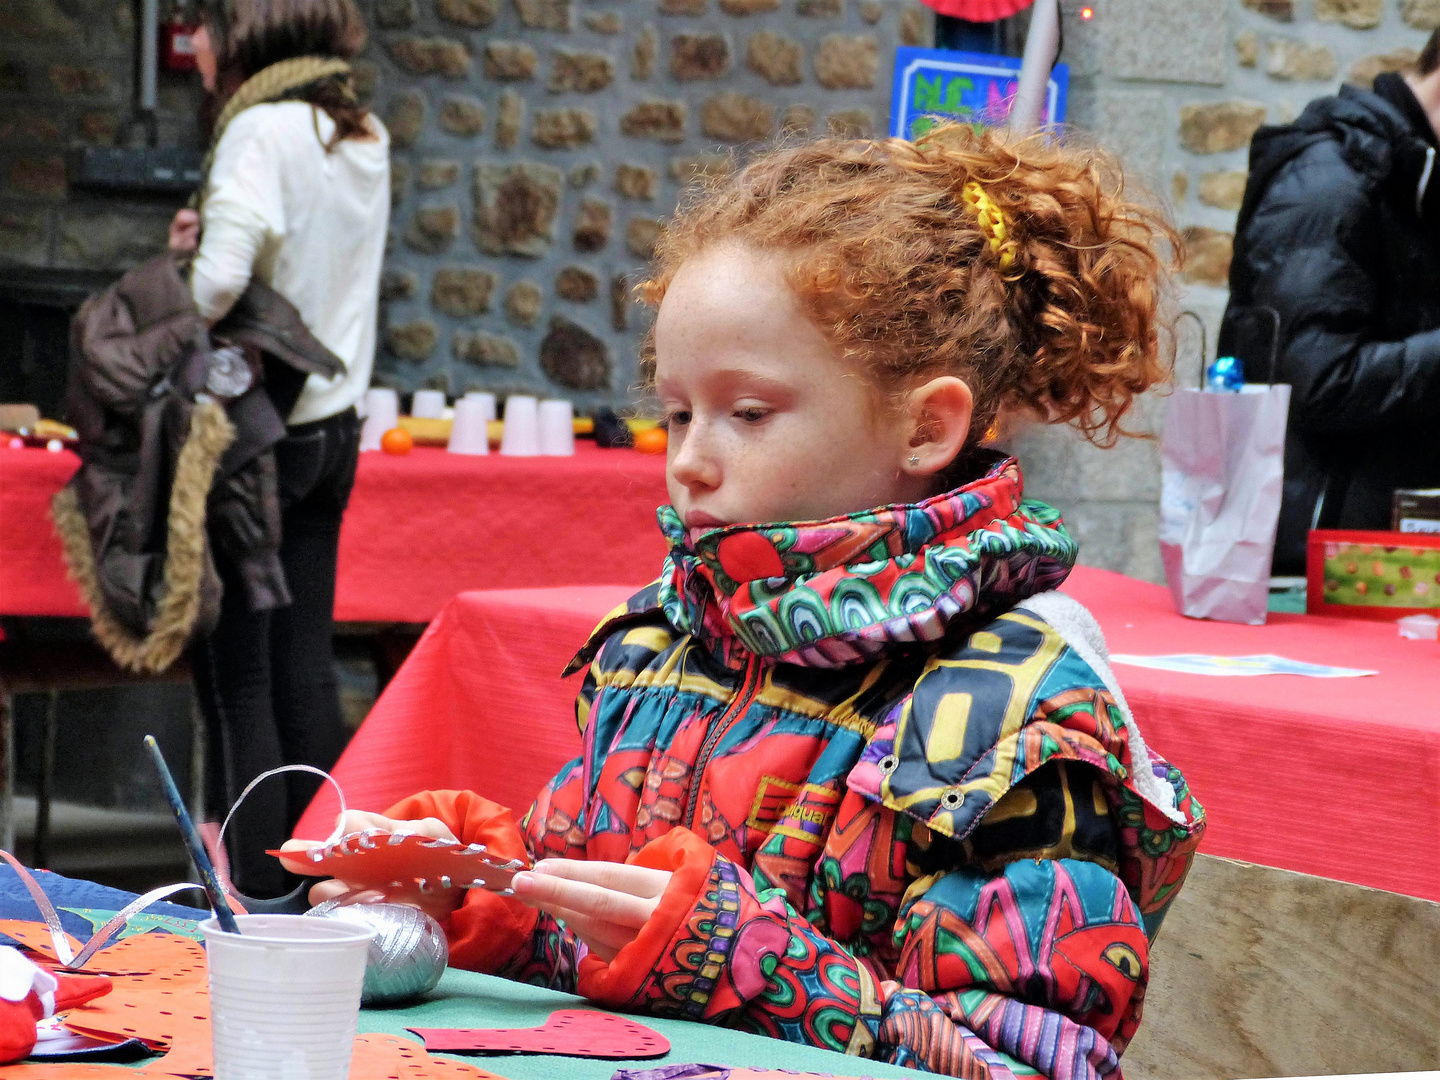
[908, 453, 919, 466]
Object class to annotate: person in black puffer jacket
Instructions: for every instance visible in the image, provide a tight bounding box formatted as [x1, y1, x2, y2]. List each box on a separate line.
[1220, 33, 1440, 575]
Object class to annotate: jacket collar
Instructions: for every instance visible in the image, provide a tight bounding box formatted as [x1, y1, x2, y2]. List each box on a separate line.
[648, 455, 1077, 669]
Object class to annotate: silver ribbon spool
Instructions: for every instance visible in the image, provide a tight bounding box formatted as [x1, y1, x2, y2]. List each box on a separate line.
[306, 901, 448, 1006]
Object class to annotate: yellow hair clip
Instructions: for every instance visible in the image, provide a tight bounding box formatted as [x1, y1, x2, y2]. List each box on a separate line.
[961, 180, 1018, 271]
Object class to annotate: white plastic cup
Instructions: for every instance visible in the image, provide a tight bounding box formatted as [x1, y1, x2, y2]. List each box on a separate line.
[537, 399, 575, 456]
[202, 914, 374, 1080]
[447, 396, 492, 455]
[359, 388, 399, 452]
[411, 389, 446, 419]
[462, 391, 497, 424]
[500, 395, 540, 456]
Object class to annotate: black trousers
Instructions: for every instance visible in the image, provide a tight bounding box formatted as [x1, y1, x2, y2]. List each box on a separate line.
[193, 408, 360, 897]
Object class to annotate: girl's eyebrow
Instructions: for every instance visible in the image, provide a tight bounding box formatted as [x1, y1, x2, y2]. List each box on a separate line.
[656, 367, 791, 397]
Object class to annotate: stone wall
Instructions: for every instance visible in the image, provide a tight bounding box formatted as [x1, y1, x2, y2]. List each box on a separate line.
[1011, 0, 1437, 582]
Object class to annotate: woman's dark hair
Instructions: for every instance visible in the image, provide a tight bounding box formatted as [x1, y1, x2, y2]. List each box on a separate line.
[1421, 29, 1440, 77]
[203, 0, 371, 144]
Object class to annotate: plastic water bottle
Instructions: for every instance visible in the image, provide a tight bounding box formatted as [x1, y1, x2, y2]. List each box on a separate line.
[1206, 355, 1244, 392]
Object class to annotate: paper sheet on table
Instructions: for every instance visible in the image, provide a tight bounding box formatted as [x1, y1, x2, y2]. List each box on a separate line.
[1109, 653, 1377, 677]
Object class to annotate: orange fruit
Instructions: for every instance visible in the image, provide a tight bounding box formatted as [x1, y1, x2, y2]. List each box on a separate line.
[633, 427, 667, 454]
[381, 427, 414, 455]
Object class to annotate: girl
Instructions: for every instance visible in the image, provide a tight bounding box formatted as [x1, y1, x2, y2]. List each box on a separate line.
[171, 0, 390, 895]
[283, 126, 1204, 1079]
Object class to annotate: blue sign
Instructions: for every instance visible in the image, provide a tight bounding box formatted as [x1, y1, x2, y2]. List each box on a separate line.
[889, 47, 1069, 140]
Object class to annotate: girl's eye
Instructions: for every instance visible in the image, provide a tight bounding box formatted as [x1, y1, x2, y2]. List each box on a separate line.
[736, 407, 769, 423]
[664, 410, 691, 428]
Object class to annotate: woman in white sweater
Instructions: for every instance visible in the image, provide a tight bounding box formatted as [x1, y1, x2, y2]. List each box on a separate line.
[168, 0, 389, 897]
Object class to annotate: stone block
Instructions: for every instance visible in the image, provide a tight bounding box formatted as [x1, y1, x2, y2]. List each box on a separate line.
[660, 0, 706, 12]
[721, 0, 778, 12]
[1179, 102, 1267, 154]
[432, 267, 498, 315]
[1198, 170, 1246, 210]
[1107, 0, 1226, 87]
[381, 269, 419, 301]
[615, 163, 657, 198]
[438, 95, 485, 136]
[1242, 0, 1292, 18]
[352, 60, 379, 102]
[437, 0, 499, 26]
[798, 0, 842, 15]
[387, 37, 471, 78]
[78, 111, 117, 144]
[473, 162, 563, 255]
[1172, 172, 1189, 203]
[454, 331, 521, 366]
[570, 161, 601, 186]
[1266, 40, 1336, 82]
[573, 197, 612, 251]
[620, 99, 687, 141]
[701, 92, 773, 141]
[375, 0, 417, 28]
[13, 156, 68, 198]
[556, 265, 599, 301]
[859, 0, 882, 20]
[626, 215, 663, 258]
[671, 33, 731, 80]
[386, 320, 439, 361]
[827, 108, 872, 138]
[1403, 0, 1440, 28]
[391, 161, 410, 206]
[0, 0, 82, 39]
[1348, 49, 1419, 88]
[404, 204, 461, 253]
[610, 273, 630, 330]
[1236, 31, 1258, 68]
[56, 207, 168, 268]
[747, 31, 802, 85]
[496, 90, 524, 149]
[0, 109, 62, 144]
[670, 153, 734, 181]
[484, 41, 538, 80]
[780, 103, 816, 133]
[549, 50, 614, 92]
[1181, 226, 1233, 287]
[1071, 90, 1168, 192]
[532, 108, 596, 148]
[505, 280, 544, 325]
[48, 65, 110, 94]
[0, 203, 50, 263]
[514, 0, 571, 29]
[585, 11, 622, 32]
[898, 5, 927, 45]
[814, 34, 877, 89]
[540, 317, 610, 389]
[387, 90, 426, 148]
[633, 25, 658, 79]
[1314, 0, 1381, 27]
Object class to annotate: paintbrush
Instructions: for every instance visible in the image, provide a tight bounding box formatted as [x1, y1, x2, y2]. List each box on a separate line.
[143, 735, 241, 934]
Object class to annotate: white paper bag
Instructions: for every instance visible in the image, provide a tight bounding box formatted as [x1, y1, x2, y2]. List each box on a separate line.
[1158, 384, 1291, 625]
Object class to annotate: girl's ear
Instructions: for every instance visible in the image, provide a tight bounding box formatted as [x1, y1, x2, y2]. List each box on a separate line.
[903, 376, 974, 478]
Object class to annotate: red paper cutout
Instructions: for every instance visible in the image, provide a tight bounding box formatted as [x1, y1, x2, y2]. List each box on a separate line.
[409, 1009, 670, 1059]
[269, 832, 528, 895]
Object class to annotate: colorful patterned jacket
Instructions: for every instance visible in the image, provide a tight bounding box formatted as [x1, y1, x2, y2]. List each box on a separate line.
[387, 457, 1205, 1079]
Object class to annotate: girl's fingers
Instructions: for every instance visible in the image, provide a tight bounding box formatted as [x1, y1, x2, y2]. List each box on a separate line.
[523, 901, 635, 958]
[511, 870, 657, 928]
[529, 859, 672, 898]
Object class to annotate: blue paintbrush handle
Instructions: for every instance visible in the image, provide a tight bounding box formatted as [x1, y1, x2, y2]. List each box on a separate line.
[143, 735, 241, 934]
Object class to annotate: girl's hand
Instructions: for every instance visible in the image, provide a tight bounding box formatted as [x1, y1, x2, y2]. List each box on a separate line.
[510, 860, 672, 962]
[168, 209, 200, 254]
[276, 810, 464, 923]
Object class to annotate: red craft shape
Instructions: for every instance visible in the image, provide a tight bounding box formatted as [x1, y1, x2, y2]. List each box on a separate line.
[269, 831, 528, 895]
[409, 1009, 670, 1059]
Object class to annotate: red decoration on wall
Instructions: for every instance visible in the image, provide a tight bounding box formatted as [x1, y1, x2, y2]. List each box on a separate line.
[922, 0, 1034, 20]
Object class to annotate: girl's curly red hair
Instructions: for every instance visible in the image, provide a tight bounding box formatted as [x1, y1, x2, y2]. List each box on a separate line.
[641, 124, 1179, 449]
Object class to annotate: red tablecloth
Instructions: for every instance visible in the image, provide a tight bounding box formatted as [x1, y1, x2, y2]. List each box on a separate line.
[298, 567, 1440, 901]
[0, 443, 668, 623]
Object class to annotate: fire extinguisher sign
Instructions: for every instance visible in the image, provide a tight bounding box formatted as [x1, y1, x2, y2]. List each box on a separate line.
[888, 47, 1069, 140]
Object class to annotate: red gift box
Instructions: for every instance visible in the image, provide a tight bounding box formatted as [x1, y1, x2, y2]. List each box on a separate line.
[1306, 529, 1440, 620]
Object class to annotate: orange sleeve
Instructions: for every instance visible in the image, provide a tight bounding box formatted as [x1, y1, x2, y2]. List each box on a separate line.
[383, 789, 541, 973]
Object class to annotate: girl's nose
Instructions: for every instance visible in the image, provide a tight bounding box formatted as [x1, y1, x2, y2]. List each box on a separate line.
[668, 424, 720, 492]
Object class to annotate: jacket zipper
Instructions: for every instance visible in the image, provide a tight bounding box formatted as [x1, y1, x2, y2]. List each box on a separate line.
[682, 655, 763, 830]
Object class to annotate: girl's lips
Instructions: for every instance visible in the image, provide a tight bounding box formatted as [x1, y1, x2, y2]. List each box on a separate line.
[684, 512, 726, 530]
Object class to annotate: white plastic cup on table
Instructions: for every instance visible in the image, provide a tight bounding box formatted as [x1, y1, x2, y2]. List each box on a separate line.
[202, 914, 374, 1080]
[411, 389, 446, 419]
[462, 391, 497, 424]
[359, 388, 399, 452]
[537, 399, 575, 456]
[447, 396, 492, 455]
[500, 395, 540, 456]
